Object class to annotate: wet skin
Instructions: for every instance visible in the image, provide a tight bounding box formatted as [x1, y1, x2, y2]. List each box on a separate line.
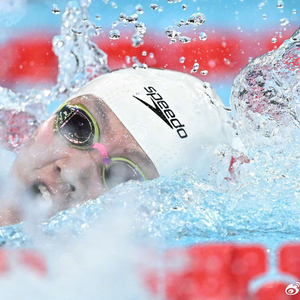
[11, 94, 159, 215]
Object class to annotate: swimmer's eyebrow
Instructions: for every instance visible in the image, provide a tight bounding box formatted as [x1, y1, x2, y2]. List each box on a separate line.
[89, 98, 111, 135]
[122, 148, 152, 166]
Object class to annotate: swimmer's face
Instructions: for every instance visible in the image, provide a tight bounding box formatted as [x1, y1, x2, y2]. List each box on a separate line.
[11, 94, 159, 215]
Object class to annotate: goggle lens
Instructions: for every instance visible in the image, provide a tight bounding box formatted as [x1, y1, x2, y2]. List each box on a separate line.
[57, 105, 95, 147]
[104, 160, 143, 189]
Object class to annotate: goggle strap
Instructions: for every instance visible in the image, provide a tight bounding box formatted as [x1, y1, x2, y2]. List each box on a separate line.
[92, 142, 110, 166]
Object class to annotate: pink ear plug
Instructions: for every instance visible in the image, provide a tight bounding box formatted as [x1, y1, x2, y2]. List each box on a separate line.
[92, 142, 110, 166]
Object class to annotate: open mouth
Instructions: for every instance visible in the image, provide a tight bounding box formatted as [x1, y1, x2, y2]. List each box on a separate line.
[30, 182, 52, 202]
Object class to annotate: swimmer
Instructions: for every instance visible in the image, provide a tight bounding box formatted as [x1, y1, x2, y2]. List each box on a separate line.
[8, 68, 243, 222]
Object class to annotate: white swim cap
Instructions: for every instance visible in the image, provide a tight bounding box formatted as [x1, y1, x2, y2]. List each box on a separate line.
[70, 68, 236, 177]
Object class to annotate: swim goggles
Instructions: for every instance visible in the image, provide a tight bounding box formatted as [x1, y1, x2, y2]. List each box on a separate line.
[54, 103, 148, 189]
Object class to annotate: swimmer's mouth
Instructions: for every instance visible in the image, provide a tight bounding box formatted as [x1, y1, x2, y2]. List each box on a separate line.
[30, 182, 52, 202]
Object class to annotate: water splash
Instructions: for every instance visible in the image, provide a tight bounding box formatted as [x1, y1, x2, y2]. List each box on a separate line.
[187, 12, 206, 26]
[0, 1, 110, 152]
[231, 27, 300, 148]
[0, 0, 27, 27]
[165, 11, 206, 44]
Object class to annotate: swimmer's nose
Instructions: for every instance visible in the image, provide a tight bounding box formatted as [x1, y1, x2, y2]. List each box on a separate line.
[52, 149, 105, 201]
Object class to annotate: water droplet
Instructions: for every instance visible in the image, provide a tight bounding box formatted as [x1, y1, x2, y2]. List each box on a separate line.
[280, 18, 289, 26]
[112, 21, 119, 28]
[178, 36, 191, 43]
[277, 0, 284, 9]
[208, 60, 216, 68]
[292, 9, 297, 14]
[126, 56, 131, 64]
[262, 14, 267, 20]
[143, 63, 148, 69]
[135, 4, 144, 14]
[177, 19, 186, 28]
[224, 58, 231, 65]
[109, 29, 120, 39]
[150, 4, 158, 10]
[248, 57, 253, 62]
[119, 13, 126, 22]
[126, 14, 138, 24]
[179, 56, 185, 63]
[135, 22, 147, 35]
[132, 63, 139, 69]
[132, 33, 144, 47]
[142, 51, 147, 56]
[190, 62, 199, 73]
[52, 4, 60, 15]
[95, 14, 101, 20]
[203, 82, 211, 89]
[53, 37, 64, 48]
[149, 53, 154, 58]
[272, 37, 277, 43]
[71, 27, 83, 35]
[187, 12, 206, 26]
[111, 1, 117, 8]
[258, 1, 266, 9]
[158, 6, 164, 12]
[182, 4, 187, 10]
[200, 70, 208, 75]
[165, 26, 180, 39]
[199, 32, 207, 41]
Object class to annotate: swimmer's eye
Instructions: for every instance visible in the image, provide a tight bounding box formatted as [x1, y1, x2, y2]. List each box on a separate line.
[55, 104, 100, 149]
[102, 157, 148, 190]
[55, 104, 148, 189]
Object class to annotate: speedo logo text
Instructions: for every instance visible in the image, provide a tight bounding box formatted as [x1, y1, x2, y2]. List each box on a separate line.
[133, 86, 188, 139]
